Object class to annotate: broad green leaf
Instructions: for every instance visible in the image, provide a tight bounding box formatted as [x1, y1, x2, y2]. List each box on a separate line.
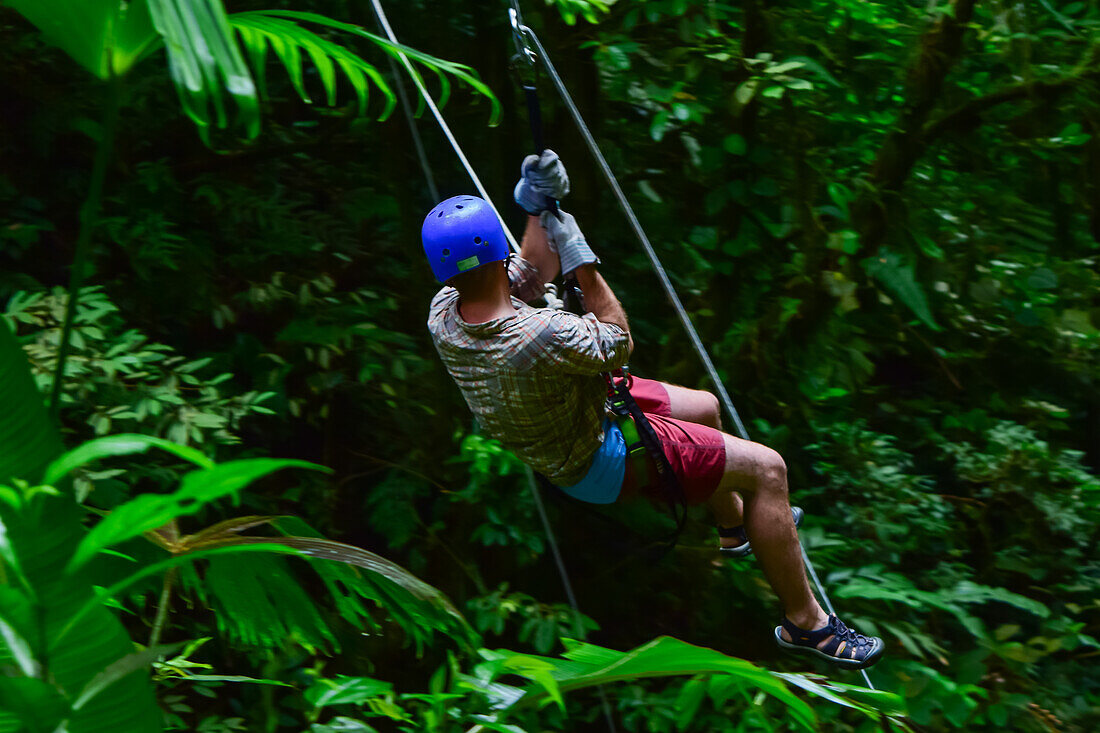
[198, 516, 480, 652]
[305, 675, 394, 708]
[0, 587, 38, 677]
[0, 491, 161, 733]
[4, 0, 157, 78]
[863, 248, 939, 330]
[0, 677, 68, 733]
[72, 643, 183, 711]
[67, 458, 327, 571]
[0, 321, 62, 486]
[774, 672, 906, 718]
[43, 432, 214, 486]
[500, 637, 818, 729]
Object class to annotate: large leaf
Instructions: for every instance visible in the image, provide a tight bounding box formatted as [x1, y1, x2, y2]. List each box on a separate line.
[863, 248, 939, 330]
[273, 517, 474, 645]
[43, 432, 214, 486]
[68, 458, 327, 572]
[0, 320, 62, 486]
[4, 0, 158, 78]
[0, 490, 161, 733]
[495, 637, 906, 727]
[0, 678, 68, 733]
[187, 516, 478, 652]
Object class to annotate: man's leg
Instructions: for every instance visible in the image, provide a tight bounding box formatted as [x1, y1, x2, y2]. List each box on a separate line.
[715, 434, 824, 630]
[625, 409, 883, 667]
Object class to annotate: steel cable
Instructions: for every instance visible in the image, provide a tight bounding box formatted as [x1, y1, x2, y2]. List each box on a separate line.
[514, 17, 875, 692]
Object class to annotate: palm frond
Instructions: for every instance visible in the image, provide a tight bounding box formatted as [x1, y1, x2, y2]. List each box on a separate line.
[197, 517, 477, 652]
[239, 10, 502, 126]
[229, 13, 394, 119]
[203, 554, 337, 654]
[147, 0, 261, 144]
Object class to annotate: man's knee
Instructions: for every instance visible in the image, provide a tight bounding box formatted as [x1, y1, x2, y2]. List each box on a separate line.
[719, 436, 788, 493]
[757, 447, 787, 489]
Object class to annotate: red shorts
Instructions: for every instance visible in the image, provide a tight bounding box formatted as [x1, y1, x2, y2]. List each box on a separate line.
[618, 377, 726, 505]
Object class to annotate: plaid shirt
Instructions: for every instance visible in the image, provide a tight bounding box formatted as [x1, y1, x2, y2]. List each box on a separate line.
[428, 257, 630, 485]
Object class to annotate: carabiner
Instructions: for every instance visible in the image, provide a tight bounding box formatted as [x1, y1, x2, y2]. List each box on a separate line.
[509, 2, 538, 67]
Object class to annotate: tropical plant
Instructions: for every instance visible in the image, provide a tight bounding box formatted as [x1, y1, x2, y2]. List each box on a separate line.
[4, 0, 500, 421]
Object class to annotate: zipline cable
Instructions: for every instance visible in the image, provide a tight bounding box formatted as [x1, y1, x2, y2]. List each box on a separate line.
[511, 10, 876, 692]
[368, 2, 618, 728]
[511, 13, 749, 441]
[368, 0, 519, 254]
[380, 49, 439, 202]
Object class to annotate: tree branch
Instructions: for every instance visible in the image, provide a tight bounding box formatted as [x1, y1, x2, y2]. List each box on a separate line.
[923, 74, 1087, 143]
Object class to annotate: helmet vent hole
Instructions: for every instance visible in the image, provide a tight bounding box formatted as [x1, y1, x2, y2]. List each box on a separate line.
[473, 237, 482, 244]
[437, 211, 443, 217]
[441, 248, 450, 256]
[455, 205, 464, 209]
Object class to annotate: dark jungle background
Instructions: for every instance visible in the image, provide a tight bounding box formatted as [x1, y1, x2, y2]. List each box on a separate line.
[0, 0, 1098, 731]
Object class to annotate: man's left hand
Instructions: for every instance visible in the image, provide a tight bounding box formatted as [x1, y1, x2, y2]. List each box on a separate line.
[514, 149, 570, 214]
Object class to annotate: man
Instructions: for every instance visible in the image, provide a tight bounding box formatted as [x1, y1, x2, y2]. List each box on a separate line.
[424, 152, 884, 670]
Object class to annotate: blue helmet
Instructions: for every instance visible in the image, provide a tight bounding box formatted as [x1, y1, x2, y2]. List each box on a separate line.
[421, 196, 510, 283]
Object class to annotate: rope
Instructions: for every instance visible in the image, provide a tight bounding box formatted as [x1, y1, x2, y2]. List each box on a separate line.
[369, 2, 618, 726]
[514, 17, 876, 692]
[379, 49, 438, 202]
[367, 0, 519, 253]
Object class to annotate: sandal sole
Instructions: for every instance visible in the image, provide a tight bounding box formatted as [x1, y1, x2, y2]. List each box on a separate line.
[773, 626, 885, 670]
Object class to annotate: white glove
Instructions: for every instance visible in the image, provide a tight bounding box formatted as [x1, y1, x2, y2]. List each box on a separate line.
[540, 210, 599, 276]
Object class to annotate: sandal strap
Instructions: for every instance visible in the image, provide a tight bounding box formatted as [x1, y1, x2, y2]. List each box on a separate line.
[780, 615, 833, 646]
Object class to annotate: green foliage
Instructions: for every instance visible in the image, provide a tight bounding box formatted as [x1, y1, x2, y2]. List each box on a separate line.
[0, 483, 162, 732]
[482, 637, 905, 728]
[469, 583, 599, 654]
[5, 286, 276, 447]
[3, 0, 1100, 729]
[0, 318, 61, 485]
[543, 0, 615, 26]
[148, 0, 260, 144]
[3, 0, 157, 78]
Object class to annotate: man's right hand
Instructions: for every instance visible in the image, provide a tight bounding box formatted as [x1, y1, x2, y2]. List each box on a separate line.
[540, 210, 599, 276]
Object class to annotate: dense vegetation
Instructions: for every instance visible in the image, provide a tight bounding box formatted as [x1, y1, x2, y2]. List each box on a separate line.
[1, 0, 1098, 730]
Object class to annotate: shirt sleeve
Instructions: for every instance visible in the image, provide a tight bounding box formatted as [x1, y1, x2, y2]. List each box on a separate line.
[507, 256, 546, 304]
[541, 311, 631, 375]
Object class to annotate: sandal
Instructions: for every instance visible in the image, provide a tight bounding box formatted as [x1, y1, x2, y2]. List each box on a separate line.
[718, 506, 804, 558]
[774, 614, 885, 670]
